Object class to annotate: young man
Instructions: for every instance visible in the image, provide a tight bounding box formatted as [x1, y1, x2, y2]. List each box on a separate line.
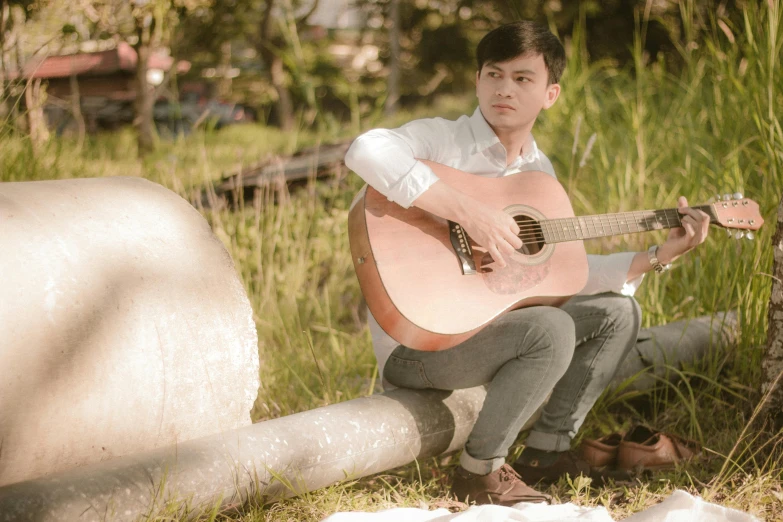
[344, 21, 710, 505]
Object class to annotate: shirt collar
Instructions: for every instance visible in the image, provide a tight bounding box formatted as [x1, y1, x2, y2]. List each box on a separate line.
[468, 106, 540, 164]
[468, 106, 501, 154]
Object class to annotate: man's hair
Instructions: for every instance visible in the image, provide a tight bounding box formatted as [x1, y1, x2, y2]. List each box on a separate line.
[476, 21, 566, 85]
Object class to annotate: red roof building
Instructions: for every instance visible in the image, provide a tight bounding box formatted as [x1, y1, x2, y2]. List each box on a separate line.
[17, 42, 183, 101]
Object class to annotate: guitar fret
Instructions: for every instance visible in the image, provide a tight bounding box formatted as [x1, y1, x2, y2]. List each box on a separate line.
[673, 209, 683, 227]
[637, 211, 647, 232]
[543, 220, 553, 243]
[537, 202, 732, 246]
[541, 204, 713, 244]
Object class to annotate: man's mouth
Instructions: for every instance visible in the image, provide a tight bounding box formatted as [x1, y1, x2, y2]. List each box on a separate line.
[492, 103, 515, 110]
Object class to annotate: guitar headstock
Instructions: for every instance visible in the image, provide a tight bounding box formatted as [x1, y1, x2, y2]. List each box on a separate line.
[711, 194, 763, 238]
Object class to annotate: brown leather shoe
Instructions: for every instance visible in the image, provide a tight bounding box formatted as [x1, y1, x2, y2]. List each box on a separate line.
[580, 432, 624, 468]
[513, 450, 631, 485]
[451, 464, 551, 506]
[617, 425, 701, 471]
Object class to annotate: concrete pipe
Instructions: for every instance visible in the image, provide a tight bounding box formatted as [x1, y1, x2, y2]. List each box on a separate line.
[0, 177, 259, 487]
[612, 312, 737, 391]
[0, 387, 488, 522]
[0, 312, 735, 521]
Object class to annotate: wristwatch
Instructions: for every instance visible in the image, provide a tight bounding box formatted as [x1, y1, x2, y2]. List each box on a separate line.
[647, 245, 672, 273]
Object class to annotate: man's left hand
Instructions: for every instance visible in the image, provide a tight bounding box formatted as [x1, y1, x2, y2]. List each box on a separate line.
[657, 196, 710, 265]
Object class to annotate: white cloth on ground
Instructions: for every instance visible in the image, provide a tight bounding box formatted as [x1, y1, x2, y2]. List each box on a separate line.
[320, 490, 759, 522]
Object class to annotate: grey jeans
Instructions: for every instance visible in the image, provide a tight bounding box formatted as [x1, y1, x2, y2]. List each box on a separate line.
[383, 293, 641, 475]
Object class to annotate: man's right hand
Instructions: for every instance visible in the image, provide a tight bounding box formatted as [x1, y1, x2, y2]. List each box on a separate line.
[412, 178, 523, 268]
[459, 200, 523, 268]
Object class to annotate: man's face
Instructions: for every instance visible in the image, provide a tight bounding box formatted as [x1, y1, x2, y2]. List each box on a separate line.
[476, 53, 560, 134]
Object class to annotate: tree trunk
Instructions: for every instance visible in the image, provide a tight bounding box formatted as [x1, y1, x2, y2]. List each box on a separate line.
[133, 18, 155, 157]
[257, 0, 294, 131]
[384, 0, 400, 117]
[12, 6, 23, 132]
[762, 195, 783, 429]
[269, 52, 294, 131]
[25, 78, 49, 152]
[69, 72, 85, 151]
[217, 40, 232, 99]
[0, 2, 9, 122]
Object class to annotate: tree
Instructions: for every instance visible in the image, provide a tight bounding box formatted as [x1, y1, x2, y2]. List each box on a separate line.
[762, 196, 783, 430]
[0, 0, 40, 130]
[72, 0, 206, 156]
[0, 0, 10, 122]
[254, 0, 320, 130]
[129, 0, 158, 156]
[383, 0, 399, 116]
[129, 0, 208, 156]
[177, 0, 333, 130]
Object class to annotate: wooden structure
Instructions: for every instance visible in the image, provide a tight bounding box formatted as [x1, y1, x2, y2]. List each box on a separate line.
[17, 42, 183, 101]
[212, 141, 351, 204]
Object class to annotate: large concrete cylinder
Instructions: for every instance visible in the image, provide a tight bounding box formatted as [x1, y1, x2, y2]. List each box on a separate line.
[0, 177, 259, 487]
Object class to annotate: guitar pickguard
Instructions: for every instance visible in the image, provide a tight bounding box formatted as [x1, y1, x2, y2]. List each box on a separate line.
[480, 250, 551, 295]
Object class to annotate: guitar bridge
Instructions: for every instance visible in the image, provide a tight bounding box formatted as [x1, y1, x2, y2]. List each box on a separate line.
[448, 220, 477, 275]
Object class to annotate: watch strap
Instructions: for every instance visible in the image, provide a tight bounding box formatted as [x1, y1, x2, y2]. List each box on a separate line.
[647, 245, 671, 273]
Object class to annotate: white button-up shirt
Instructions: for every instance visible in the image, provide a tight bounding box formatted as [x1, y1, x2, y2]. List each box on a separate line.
[344, 107, 643, 381]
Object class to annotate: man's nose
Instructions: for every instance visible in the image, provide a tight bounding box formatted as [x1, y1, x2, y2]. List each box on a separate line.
[495, 78, 514, 97]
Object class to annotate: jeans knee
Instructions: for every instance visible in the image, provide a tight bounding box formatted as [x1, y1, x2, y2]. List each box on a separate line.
[605, 295, 642, 335]
[526, 307, 576, 373]
[546, 307, 577, 352]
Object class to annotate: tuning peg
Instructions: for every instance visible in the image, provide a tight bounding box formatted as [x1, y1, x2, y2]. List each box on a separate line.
[722, 194, 732, 201]
[745, 231, 755, 241]
[726, 228, 733, 236]
[735, 231, 745, 239]
[715, 195, 721, 202]
[733, 192, 744, 200]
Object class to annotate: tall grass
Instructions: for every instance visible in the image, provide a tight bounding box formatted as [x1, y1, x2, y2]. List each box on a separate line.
[2, 0, 782, 519]
[539, 0, 781, 388]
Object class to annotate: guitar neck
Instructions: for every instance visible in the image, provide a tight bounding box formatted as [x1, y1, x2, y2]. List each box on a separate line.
[540, 204, 718, 244]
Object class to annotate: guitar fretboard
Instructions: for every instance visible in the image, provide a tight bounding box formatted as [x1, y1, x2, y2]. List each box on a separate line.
[538, 205, 718, 244]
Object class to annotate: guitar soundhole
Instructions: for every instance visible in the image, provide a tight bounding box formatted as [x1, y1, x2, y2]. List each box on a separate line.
[514, 215, 545, 255]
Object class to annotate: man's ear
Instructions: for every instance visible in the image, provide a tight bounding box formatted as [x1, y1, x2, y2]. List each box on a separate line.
[543, 83, 561, 109]
[475, 70, 480, 96]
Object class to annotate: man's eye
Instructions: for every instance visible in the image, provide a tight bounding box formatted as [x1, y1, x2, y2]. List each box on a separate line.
[516, 77, 530, 82]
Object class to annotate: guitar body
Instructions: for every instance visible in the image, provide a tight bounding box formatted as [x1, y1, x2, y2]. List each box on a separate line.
[349, 168, 589, 351]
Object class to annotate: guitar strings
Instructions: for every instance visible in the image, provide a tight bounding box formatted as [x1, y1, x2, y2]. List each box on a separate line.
[490, 204, 715, 245]
[508, 210, 687, 243]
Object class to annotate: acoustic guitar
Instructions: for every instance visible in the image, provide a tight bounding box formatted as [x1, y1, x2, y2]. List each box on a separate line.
[348, 165, 763, 352]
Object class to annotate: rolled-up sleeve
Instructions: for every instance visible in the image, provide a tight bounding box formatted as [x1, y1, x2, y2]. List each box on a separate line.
[344, 121, 445, 208]
[578, 252, 645, 296]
